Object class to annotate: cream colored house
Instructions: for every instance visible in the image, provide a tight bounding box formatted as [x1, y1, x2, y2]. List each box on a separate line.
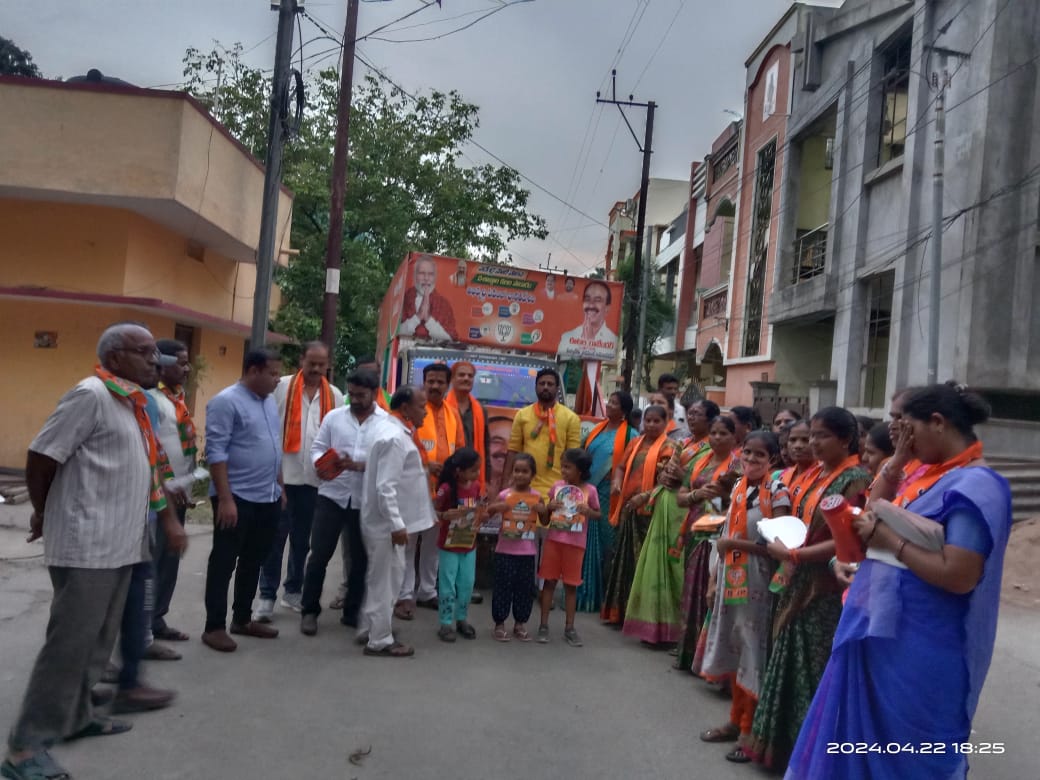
[0, 75, 294, 468]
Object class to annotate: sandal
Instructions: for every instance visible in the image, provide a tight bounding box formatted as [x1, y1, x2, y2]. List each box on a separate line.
[362, 641, 414, 658]
[65, 716, 132, 741]
[143, 643, 182, 661]
[1, 751, 70, 780]
[393, 602, 415, 621]
[699, 724, 740, 743]
[725, 746, 751, 763]
[152, 627, 190, 642]
[493, 625, 511, 642]
[513, 625, 531, 642]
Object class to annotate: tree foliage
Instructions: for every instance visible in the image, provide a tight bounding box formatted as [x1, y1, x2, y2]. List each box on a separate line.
[182, 44, 547, 373]
[0, 36, 42, 77]
[614, 256, 675, 392]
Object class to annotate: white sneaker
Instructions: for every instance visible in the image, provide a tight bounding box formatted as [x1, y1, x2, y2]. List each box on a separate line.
[254, 598, 275, 623]
[280, 592, 303, 612]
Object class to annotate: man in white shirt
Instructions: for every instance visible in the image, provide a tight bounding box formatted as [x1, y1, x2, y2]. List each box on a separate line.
[148, 338, 197, 643]
[299, 370, 386, 636]
[359, 386, 435, 657]
[256, 342, 343, 620]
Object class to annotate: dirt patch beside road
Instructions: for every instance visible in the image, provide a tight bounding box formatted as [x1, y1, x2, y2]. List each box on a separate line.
[1002, 519, 1040, 610]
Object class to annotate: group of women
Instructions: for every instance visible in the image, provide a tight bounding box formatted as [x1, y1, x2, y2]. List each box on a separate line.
[577, 382, 1012, 779]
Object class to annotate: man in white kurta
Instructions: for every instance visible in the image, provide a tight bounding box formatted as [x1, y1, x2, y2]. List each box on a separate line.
[359, 386, 436, 657]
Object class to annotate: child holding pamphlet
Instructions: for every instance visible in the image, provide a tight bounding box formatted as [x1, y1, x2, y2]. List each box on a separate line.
[537, 448, 600, 647]
[486, 453, 545, 642]
[434, 447, 486, 643]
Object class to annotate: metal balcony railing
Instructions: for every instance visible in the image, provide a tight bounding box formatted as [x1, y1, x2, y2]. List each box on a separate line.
[792, 223, 828, 284]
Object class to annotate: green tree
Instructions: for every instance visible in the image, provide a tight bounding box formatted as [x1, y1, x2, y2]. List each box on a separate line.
[0, 36, 42, 77]
[615, 257, 675, 392]
[182, 45, 548, 373]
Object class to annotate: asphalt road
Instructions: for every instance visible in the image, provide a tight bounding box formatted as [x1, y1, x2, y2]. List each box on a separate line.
[0, 520, 1036, 780]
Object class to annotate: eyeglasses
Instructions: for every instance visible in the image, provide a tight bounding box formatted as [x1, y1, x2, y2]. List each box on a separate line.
[118, 345, 160, 362]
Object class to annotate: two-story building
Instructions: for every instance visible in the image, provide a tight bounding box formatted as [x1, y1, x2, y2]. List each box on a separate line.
[0, 75, 294, 468]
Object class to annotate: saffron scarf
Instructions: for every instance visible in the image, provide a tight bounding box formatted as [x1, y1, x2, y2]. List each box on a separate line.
[722, 475, 774, 605]
[282, 371, 335, 454]
[445, 388, 486, 486]
[769, 455, 861, 594]
[158, 382, 197, 459]
[532, 402, 558, 470]
[95, 366, 167, 513]
[671, 450, 740, 555]
[584, 419, 632, 480]
[609, 433, 669, 526]
[375, 388, 391, 412]
[895, 441, 983, 507]
[781, 463, 821, 506]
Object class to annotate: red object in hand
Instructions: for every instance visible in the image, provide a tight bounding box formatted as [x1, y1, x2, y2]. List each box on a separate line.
[821, 494, 865, 563]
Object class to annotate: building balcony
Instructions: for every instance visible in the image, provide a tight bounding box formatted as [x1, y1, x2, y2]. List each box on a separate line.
[792, 223, 828, 284]
[0, 76, 293, 264]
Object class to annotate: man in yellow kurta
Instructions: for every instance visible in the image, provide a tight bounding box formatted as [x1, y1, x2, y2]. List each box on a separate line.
[506, 368, 582, 500]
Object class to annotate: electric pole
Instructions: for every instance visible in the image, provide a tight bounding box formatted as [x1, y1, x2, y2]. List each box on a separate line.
[319, 0, 361, 359]
[927, 58, 948, 385]
[597, 70, 655, 392]
[251, 0, 302, 348]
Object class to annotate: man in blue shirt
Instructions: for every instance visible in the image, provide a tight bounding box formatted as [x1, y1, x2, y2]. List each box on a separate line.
[202, 349, 285, 652]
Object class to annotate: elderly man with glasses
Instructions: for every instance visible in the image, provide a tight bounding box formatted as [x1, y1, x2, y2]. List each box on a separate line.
[2, 323, 188, 780]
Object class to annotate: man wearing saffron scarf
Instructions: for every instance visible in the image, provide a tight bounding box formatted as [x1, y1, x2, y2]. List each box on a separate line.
[506, 368, 582, 500]
[4, 324, 188, 780]
[148, 339, 196, 643]
[256, 342, 343, 621]
[446, 361, 491, 604]
[397, 362, 465, 615]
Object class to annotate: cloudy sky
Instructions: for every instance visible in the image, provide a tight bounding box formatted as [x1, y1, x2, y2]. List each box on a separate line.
[7, 0, 797, 274]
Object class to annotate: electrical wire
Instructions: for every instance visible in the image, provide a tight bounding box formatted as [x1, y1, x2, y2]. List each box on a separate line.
[364, 0, 534, 44]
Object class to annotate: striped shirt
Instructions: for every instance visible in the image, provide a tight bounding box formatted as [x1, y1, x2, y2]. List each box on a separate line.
[30, 377, 151, 569]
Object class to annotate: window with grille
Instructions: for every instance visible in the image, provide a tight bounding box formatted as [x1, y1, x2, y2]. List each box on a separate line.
[878, 37, 911, 166]
[863, 273, 894, 408]
[742, 139, 776, 357]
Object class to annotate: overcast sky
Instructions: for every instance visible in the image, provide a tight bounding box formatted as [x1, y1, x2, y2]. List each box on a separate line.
[7, 0, 796, 274]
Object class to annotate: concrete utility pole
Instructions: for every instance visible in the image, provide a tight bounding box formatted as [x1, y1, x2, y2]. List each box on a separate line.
[319, 0, 361, 360]
[632, 225, 655, 400]
[597, 70, 655, 392]
[251, 0, 301, 347]
[927, 57, 950, 385]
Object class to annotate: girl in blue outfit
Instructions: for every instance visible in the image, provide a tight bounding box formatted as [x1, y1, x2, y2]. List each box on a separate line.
[786, 384, 1012, 780]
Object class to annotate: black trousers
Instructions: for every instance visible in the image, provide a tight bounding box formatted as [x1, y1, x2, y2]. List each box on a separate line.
[491, 552, 536, 624]
[152, 503, 187, 634]
[204, 495, 279, 632]
[301, 496, 367, 625]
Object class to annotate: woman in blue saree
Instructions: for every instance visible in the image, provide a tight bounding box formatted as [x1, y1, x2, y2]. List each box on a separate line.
[786, 384, 1012, 780]
[577, 391, 635, 612]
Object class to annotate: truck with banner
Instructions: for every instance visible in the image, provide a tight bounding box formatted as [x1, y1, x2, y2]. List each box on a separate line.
[375, 252, 625, 496]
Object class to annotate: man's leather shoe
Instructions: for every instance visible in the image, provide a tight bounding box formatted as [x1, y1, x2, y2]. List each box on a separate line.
[416, 597, 439, 609]
[201, 629, 238, 652]
[300, 614, 318, 636]
[112, 686, 176, 713]
[230, 620, 279, 639]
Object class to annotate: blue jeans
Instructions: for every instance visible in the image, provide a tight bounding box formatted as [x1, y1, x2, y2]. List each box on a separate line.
[259, 484, 317, 599]
[438, 549, 476, 625]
